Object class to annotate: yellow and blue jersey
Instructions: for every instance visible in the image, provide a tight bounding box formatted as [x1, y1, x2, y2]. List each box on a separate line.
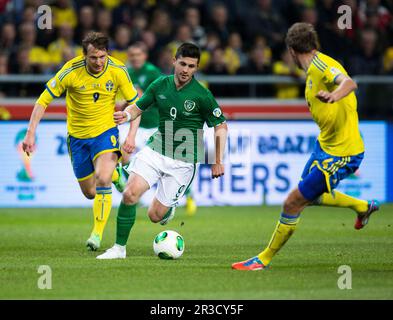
[37, 55, 139, 139]
[305, 52, 364, 156]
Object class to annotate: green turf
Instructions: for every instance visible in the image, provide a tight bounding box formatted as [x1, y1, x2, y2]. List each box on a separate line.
[0, 204, 392, 299]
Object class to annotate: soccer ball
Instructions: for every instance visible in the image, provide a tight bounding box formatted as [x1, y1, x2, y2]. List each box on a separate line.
[153, 230, 184, 259]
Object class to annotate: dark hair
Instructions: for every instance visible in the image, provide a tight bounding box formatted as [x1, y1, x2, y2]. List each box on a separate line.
[82, 31, 109, 54]
[285, 22, 319, 53]
[175, 42, 200, 63]
[128, 41, 148, 54]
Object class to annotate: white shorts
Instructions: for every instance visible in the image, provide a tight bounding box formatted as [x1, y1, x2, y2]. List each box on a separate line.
[125, 147, 197, 207]
[118, 124, 157, 151]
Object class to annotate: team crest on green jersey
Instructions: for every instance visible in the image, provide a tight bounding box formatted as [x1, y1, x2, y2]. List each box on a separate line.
[184, 100, 196, 112]
[213, 107, 222, 117]
[106, 80, 114, 91]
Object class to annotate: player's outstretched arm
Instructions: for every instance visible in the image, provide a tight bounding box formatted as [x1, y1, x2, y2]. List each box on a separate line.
[316, 74, 358, 103]
[22, 103, 46, 156]
[113, 104, 143, 124]
[211, 122, 228, 179]
[122, 116, 141, 154]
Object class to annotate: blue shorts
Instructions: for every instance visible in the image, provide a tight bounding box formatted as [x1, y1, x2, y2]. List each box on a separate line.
[298, 140, 364, 201]
[67, 127, 121, 181]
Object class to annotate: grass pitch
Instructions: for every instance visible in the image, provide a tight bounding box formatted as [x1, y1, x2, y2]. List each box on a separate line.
[0, 204, 392, 300]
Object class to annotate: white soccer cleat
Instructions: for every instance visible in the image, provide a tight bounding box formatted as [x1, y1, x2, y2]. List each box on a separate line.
[160, 207, 176, 225]
[96, 244, 126, 260]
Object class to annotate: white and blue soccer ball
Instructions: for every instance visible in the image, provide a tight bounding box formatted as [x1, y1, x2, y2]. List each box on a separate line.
[153, 230, 184, 259]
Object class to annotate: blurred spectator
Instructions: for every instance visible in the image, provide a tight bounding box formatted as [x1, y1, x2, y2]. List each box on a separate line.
[349, 28, 383, 75]
[363, 6, 390, 50]
[161, 0, 189, 22]
[96, 8, 113, 37]
[237, 45, 272, 75]
[253, 35, 272, 66]
[74, 6, 95, 43]
[20, 5, 36, 24]
[101, 0, 121, 11]
[301, 7, 318, 26]
[0, 51, 9, 74]
[110, 24, 131, 63]
[203, 47, 230, 96]
[383, 46, 393, 74]
[224, 32, 248, 74]
[140, 29, 158, 62]
[15, 22, 50, 73]
[278, 0, 307, 26]
[52, 0, 78, 29]
[272, 49, 305, 99]
[156, 46, 174, 75]
[359, 0, 392, 29]
[184, 6, 207, 48]
[204, 47, 230, 75]
[10, 45, 41, 74]
[244, 0, 287, 53]
[129, 11, 148, 42]
[167, 23, 194, 57]
[198, 32, 221, 71]
[0, 22, 17, 55]
[47, 23, 82, 70]
[0, 51, 9, 98]
[149, 8, 173, 49]
[112, 0, 143, 27]
[206, 2, 232, 45]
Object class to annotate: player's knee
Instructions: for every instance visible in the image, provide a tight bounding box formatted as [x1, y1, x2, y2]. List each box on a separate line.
[122, 188, 139, 205]
[83, 190, 96, 200]
[95, 173, 112, 187]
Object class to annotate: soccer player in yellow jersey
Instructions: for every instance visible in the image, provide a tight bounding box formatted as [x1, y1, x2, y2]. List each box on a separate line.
[232, 23, 380, 271]
[22, 32, 139, 251]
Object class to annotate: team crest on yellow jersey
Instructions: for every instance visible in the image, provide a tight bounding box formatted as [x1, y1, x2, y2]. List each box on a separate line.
[106, 80, 114, 91]
[308, 79, 312, 89]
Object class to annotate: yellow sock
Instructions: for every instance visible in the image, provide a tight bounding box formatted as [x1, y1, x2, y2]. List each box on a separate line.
[258, 213, 300, 266]
[92, 187, 112, 240]
[111, 168, 119, 183]
[320, 191, 368, 213]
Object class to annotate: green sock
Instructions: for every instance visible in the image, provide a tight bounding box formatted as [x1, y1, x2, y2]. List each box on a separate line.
[116, 202, 136, 246]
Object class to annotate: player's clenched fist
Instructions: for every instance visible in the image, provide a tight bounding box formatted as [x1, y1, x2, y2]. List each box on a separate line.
[114, 111, 129, 124]
[211, 163, 224, 179]
[22, 133, 35, 156]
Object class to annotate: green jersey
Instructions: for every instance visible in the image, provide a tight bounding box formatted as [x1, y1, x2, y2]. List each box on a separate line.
[128, 62, 161, 128]
[136, 75, 226, 163]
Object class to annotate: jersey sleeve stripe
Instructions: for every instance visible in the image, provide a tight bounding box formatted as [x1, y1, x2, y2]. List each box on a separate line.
[126, 93, 139, 103]
[312, 61, 325, 72]
[312, 62, 325, 72]
[45, 84, 58, 98]
[314, 55, 328, 68]
[108, 59, 132, 82]
[59, 63, 85, 81]
[58, 61, 85, 79]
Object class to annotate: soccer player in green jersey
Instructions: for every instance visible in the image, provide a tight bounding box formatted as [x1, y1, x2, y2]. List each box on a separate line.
[22, 32, 139, 251]
[120, 42, 198, 216]
[232, 23, 379, 271]
[97, 43, 228, 259]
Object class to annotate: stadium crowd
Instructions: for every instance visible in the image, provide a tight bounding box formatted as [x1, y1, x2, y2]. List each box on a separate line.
[1, 0, 393, 100]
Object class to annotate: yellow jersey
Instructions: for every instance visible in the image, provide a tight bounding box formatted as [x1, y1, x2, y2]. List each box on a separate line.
[37, 55, 138, 139]
[305, 52, 364, 156]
